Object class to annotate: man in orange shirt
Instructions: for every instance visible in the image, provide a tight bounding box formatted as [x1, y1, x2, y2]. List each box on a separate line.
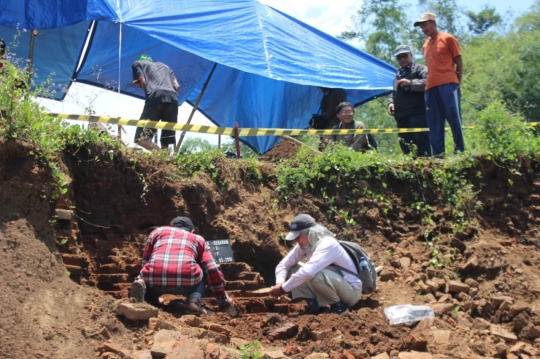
[414, 13, 464, 157]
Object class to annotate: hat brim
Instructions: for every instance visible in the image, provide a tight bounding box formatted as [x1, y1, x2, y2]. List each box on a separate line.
[285, 230, 303, 240]
[414, 20, 429, 26]
[394, 50, 410, 57]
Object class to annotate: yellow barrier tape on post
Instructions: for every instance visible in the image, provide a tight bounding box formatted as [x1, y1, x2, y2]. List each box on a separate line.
[47, 113, 538, 136]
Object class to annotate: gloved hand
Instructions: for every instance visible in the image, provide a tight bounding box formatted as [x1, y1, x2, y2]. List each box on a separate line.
[224, 297, 240, 318]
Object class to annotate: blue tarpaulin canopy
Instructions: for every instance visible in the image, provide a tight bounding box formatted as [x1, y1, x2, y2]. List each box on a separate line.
[0, 0, 395, 153]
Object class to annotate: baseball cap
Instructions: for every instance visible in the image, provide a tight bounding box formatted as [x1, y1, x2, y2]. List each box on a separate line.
[393, 45, 412, 58]
[170, 216, 194, 231]
[285, 214, 316, 240]
[138, 54, 153, 62]
[414, 12, 436, 27]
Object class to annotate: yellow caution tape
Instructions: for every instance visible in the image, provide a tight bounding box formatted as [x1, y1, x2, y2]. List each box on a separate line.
[47, 113, 539, 136]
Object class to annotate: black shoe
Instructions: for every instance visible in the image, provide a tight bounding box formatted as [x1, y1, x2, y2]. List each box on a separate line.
[128, 280, 146, 303]
[325, 301, 349, 315]
[299, 298, 322, 316]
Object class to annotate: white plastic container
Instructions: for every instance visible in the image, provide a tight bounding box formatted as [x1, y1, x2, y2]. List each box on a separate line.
[383, 304, 435, 325]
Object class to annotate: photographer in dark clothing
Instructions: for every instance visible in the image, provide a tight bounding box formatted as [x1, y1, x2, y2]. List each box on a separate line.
[388, 45, 432, 157]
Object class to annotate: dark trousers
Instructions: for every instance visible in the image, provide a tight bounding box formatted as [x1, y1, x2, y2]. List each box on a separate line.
[425, 83, 465, 157]
[395, 114, 432, 157]
[134, 99, 179, 147]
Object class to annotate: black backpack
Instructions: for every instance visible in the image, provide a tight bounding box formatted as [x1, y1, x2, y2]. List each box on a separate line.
[334, 240, 378, 294]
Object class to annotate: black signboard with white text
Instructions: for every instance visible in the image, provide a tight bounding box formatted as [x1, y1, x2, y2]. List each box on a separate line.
[207, 239, 234, 263]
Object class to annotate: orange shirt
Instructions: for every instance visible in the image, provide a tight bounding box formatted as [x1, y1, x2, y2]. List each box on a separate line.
[422, 32, 461, 90]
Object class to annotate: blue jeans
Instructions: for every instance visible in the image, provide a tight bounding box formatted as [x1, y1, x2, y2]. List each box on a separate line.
[425, 83, 465, 157]
[146, 278, 206, 303]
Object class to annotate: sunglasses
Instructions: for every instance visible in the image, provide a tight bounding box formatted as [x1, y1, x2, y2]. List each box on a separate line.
[396, 53, 409, 60]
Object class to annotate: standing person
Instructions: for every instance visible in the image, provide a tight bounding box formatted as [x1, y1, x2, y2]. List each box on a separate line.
[128, 216, 239, 316]
[331, 102, 372, 152]
[319, 87, 347, 129]
[414, 12, 465, 157]
[388, 45, 432, 157]
[132, 54, 180, 151]
[270, 214, 362, 315]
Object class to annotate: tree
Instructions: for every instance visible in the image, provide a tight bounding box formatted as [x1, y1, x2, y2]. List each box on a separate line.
[466, 6, 502, 35]
[418, 0, 461, 36]
[339, 0, 410, 63]
[179, 137, 216, 153]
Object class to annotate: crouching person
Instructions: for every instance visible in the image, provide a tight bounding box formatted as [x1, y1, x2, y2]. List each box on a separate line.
[129, 216, 238, 316]
[270, 214, 362, 315]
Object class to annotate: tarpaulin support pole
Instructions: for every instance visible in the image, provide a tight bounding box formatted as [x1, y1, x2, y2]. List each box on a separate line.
[234, 122, 241, 158]
[175, 62, 218, 154]
[218, 135, 221, 149]
[27, 29, 38, 87]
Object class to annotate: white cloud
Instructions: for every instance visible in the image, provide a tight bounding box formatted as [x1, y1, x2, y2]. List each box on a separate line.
[260, 0, 361, 38]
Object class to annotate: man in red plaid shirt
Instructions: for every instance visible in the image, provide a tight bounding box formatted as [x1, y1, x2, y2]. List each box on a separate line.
[129, 216, 238, 315]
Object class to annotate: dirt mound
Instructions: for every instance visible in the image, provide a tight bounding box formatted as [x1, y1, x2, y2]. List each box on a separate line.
[2, 138, 540, 359]
[259, 138, 301, 162]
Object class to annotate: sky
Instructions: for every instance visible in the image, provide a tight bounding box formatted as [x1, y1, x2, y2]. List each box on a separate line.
[39, 0, 536, 150]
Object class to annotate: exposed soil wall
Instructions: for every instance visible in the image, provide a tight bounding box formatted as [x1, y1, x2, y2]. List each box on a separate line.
[1, 138, 540, 359]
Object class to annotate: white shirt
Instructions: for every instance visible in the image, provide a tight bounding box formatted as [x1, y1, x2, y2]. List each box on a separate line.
[276, 236, 362, 292]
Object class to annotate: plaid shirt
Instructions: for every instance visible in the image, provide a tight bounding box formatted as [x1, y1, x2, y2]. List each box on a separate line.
[140, 226, 227, 300]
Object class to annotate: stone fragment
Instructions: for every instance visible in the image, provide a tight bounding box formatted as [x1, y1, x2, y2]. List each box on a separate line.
[400, 257, 411, 269]
[205, 343, 220, 359]
[230, 337, 249, 349]
[471, 318, 491, 331]
[513, 312, 530, 332]
[446, 281, 470, 294]
[379, 269, 396, 282]
[491, 296, 514, 308]
[132, 349, 153, 359]
[150, 330, 182, 358]
[415, 317, 435, 331]
[522, 344, 538, 356]
[398, 352, 432, 359]
[425, 280, 440, 292]
[305, 354, 330, 359]
[406, 333, 428, 351]
[510, 302, 531, 316]
[117, 302, 159, 321]
[519, 324, 540, 339]
[284, 344, 302, 356]
[178, 315, 203, 328]
[431, 303, 453, 316]
[309, 328, 335, 341]
[461, 256, 478, 272]
[509, 342, 526, 353]
[261, 350, 286, 359]
[163, 336, 205, 359]
[268, 322, 298, 340]
[495, 342, 508, 356]
[55, 209, 73, 220]
[98, 342, 131, 358]
[463, 278, 479, 288]
[437, 294, 452, 303]
[371, 353, 390, 359]
[490, 325, 518, 343]
[432, 330, 450, 344]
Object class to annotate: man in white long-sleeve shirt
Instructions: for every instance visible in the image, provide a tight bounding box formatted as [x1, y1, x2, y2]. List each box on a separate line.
[270, 214, 362, 315]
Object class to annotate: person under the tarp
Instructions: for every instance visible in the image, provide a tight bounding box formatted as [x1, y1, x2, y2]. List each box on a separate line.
[331, 102, 373, 152]
[128, 216, 240, 317]
[132, 54, 180, 151]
